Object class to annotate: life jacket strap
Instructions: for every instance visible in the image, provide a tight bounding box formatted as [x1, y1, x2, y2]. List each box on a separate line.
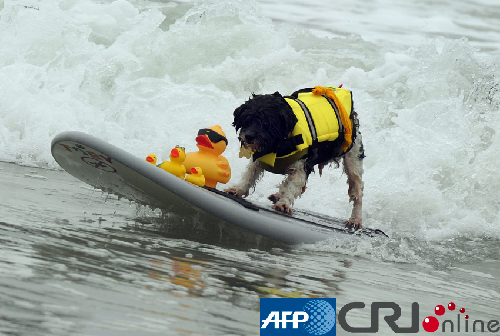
[276, 134, 304, 157]
[285, 89, 320, 151]
[288, 88, 315, 99]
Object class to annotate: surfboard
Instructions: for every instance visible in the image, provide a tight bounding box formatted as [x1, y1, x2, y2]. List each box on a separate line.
[51, 132, 387, 245]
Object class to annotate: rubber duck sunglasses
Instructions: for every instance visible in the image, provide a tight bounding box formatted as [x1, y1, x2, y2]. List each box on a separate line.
[197, 128, 228, 145]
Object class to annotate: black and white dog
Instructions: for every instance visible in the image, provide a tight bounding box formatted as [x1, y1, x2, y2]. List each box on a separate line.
[224, 86, 365, 229]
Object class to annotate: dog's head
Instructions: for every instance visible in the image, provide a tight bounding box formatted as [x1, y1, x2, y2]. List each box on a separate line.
[233, 92, 297, 156]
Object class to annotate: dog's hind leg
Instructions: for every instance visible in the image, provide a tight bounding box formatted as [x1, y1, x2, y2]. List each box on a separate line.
[343, 134, 365, 229]
[225, 159, 264, 198]
[272, 160, 308, 215]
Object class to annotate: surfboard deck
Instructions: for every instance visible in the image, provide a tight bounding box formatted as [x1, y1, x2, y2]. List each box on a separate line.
[51, 132, 387, 245]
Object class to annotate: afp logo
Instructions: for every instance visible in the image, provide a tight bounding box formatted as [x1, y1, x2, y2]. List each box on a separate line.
[260, 298, 336, 335]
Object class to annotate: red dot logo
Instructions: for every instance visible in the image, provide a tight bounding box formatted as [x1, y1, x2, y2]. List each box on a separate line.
[423, 316, 440, 332]
[423, 302, 469, 332]
[435, 305, 445, 315]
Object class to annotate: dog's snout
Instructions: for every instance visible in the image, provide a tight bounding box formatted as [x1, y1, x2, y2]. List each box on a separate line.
[244, 134, 255, 144]
[239, 133, 255, 145]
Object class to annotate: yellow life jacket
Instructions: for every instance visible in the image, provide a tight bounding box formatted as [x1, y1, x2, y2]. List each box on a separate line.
[257, 85, 353, 173]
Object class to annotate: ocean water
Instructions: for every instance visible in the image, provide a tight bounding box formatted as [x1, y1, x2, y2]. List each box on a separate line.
[1, 0, 499, 335]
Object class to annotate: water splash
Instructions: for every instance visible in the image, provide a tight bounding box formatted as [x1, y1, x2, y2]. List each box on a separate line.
[1, 0, 499, 263]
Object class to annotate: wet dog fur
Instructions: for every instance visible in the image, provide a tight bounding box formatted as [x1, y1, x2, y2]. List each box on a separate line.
[224, 92, 365, 229]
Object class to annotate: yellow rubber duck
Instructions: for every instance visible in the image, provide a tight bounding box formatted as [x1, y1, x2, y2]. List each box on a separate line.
[158, 146, 186, 178]
[185, 167, 205, 187]
[145, 154, 157, 165]
[183, 125, 231, 188]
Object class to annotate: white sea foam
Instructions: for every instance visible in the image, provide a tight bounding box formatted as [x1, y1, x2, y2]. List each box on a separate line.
[1, 0, 499, 262]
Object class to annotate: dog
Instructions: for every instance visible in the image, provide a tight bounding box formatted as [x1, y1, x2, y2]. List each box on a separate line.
[224, 85, 365, 229]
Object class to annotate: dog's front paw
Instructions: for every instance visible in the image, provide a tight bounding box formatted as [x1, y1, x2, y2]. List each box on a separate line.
[344, 218, 362, 230]
[268, 193, 280, 204]
[273, 202, 293, 215]
[224, 187, 248, 198]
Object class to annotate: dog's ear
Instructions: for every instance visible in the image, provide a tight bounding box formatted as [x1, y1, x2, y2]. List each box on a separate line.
[272, 93, 297, 134]
[280, 104, 298, 134]
[232, 104, 244, 131]
[233, 93, 259, 131]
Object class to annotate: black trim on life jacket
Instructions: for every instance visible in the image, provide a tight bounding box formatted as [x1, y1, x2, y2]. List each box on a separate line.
[276, 134, 304, 157]
[289, 97, 318, 143]
[252, 134, 304, 162]
[323, 95, 343, 135]
[278, 87, 319, 158]
[288, 88, 315, 99]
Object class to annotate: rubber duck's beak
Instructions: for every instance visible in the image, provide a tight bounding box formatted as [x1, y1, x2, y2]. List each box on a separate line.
[195, 134, 214, 149]
[146, 156, 155, 162]
[170, 148, 180, 158]
[191, 167, 198, 174]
